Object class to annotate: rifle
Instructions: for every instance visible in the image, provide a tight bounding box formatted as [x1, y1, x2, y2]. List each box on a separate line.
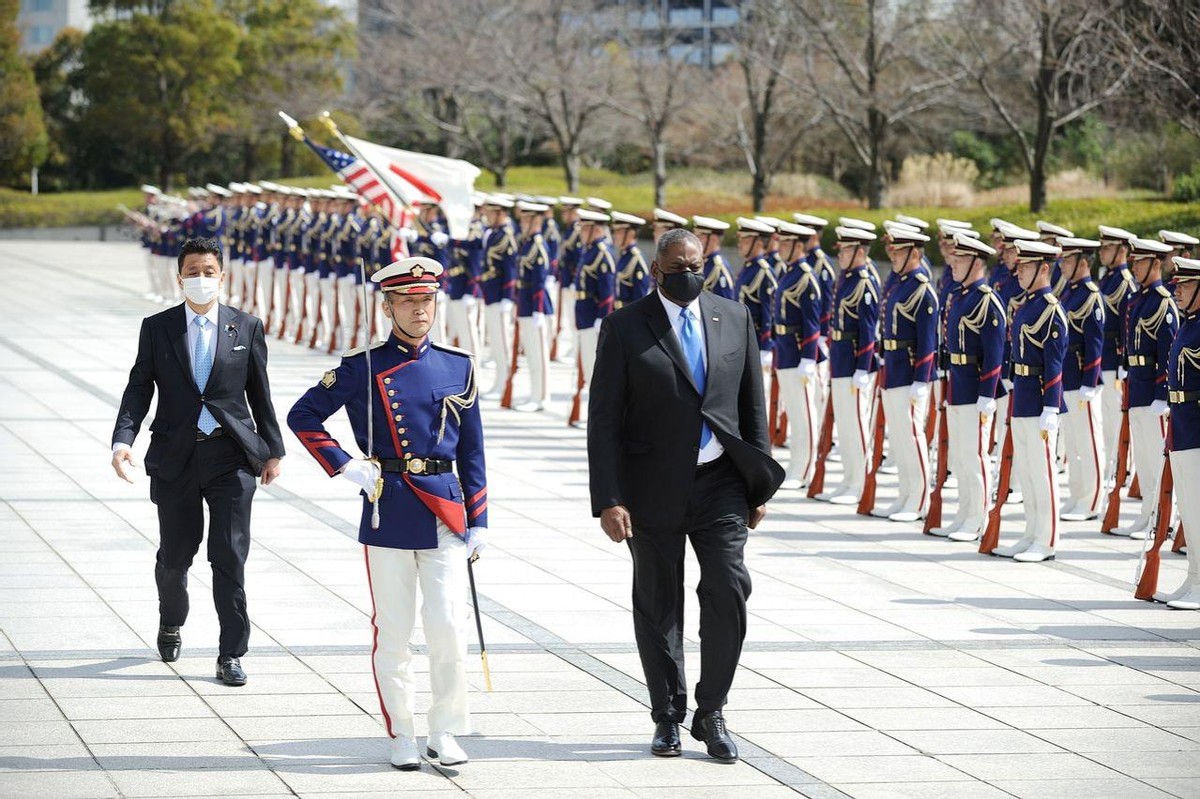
[925, 386, 937, 447]
[858, 380, 886, 516]
[1173, 521, 1187, 553]
[1101, 380, 1131, 533]
[1134, 433, 1173, 600]
[768, 367, 781, 446]
[979, 400, 1015, 554]
[1129, 473, 1142, 500]
[924, 377, 950, 534]
[500, 313, 520, 409]
[551, 285, 563, 361]
[807, 386, 836, 498]
[568, 349, 585, 426]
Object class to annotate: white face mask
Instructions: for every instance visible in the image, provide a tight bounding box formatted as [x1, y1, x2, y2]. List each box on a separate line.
[181, 276, 220, 305]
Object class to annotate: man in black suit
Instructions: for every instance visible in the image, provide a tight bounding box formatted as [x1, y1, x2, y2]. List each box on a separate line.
[588, 229, 784, 762]
[112, 237, 285, 686]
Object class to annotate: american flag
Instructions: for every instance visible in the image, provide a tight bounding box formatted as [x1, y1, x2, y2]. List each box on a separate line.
[303, 138, 407, 230]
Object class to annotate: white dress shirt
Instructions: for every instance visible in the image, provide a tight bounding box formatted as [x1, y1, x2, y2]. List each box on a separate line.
[656, 290, 725, 464]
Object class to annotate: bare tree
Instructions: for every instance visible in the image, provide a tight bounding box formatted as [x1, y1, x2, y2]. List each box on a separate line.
[1119, 0, 1200, 140]
[946, 0, 1133, 212]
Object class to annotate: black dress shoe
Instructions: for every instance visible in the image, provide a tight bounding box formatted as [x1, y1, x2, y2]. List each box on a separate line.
[216, 656, 247, 686]
[157, 625, 181, 663]
[691, 711, 737, 762]
[650, 720, 681, 757]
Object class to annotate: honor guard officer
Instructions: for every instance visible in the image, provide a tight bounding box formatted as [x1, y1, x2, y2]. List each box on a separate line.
[932, 233, 1006, 541]
[447, 201, 485, 358]
[480, 196, 518, 397]
[839, 217, 882, 287]
[754, 216, 789, 278]
[1036, 220, 1074, 294]
[1056, 237, 1107, 521]
[873, 225, 938, 522]
[993, 224, 1040, 474]
[652, 208, 688, 243]
[573, 208, 617, 422]
[1113, 237, 1178, 538]
[816, 226, 880, 505]
[514, 200, 554, 412]
[772, 221, 821, 489]
[1161, 256, 1200, 609]
[554, 196, 585, 360]
[734, 217, 778, 367]
[287, 256, 488, 770]
[410, 199, 451, 344]
[795, 213, 837, 411]
[693, 215, 735, 300]
[991, 240, 1068, 563]
[1097, 225, 1139, 484]
[612, 212, 651, 308]
[1161, 230, 1198, 259]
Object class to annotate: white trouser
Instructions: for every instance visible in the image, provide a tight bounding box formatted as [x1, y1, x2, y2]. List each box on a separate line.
[284, 267, 306, 341]
[517, 313, 550, 405]
[159, 256, 178, 304]
[830, 376, 871, 496]
[243, 260, 260, 314]
[257, 259, 276, 329]
[1126, 406, 1167, 532]
[145, 250, 161, 297]
[302, 272, 321, 345]
[484, 302, 513, 392]
[365, 525, 470, 740]
[227, 258, 244, 306]
[578, 326, 600, 385]
[1062, 390, 1105, 515]
[555, 288, 576, 359]
[1101, 372, 1121, 483]
[447, 298, 482, 357]
[337, 274, 358, 352]
[1166, 449, 1200, 594]
[993, 393, 1011, 463]
[882, 385, 930, 514]
[1008, 416, 1060, 550]
[777, 368, 817, 484]
[946, 404, 992, 532]
[318, 275, 338, 350]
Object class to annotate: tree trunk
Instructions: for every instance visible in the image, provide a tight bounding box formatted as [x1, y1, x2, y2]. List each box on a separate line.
[865, 0, 884, 209]
[1029, 9, 1054, 214]
[652, 140, 667, 208]
[751, 169, 767, 212]
[242, 137, 257, 180]
[564, 149, 580, 193]
[492, 166, 507, 188]
[280, 129, 295, 178]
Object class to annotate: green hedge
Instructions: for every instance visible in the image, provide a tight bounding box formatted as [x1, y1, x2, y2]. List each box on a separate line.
[0, 186, 144, 228]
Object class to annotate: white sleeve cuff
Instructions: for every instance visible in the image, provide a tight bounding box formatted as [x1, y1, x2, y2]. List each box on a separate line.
[112, 443, 131, 454]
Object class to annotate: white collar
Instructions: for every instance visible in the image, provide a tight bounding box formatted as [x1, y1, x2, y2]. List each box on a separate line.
[656, 289, 701, 326]
[185, 303, 221, 328]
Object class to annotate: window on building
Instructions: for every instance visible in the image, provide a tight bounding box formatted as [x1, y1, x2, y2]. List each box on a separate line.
[26, 0, 54, 11]
[29, 25, 55, 44]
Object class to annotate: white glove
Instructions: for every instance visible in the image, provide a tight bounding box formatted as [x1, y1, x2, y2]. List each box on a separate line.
[852, 369, 871, 392]
[760, 350, 774, 368]
[531, 311, 545, 328]
[1151, 399, 1170, 416]
[340, 459, 381, 494]
[799, 358, 817, 379]
[461, 294, 476, 307]
[1117, 365, 1128, 381]
[1039, 408, 1059, 433]
[465, 526, 488, 559]
[818, 337, 830, 358]
[911, 382, 930, 402]
[1002, 378, 1014, 392]
[399, 227, 419, 243]
[593, 318, 603, 329]
[500, 298, 515, 313]
[976, 396, 996, 416]
[430, 231, 450, 247]
[1079, 385, 1099, 403]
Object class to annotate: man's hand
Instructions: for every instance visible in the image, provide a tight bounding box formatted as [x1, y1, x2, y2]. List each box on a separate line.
[600, 505, 633, 542]
[111, 447, 138, 483]
[749, 504, 767, 529]
[261, 458, 282, 486]
[340, 459, 381, 493]
[466, 526, 487, 560]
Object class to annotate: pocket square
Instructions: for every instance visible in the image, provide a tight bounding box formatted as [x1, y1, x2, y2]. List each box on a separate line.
[233, 345, 247, 351]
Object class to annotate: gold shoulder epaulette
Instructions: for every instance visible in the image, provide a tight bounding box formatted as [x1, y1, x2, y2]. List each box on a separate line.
[343, 340, 387, 357]
[979, 284, 993, 294]
[1084, 281, 1099, 292]
[1157, 285, 1172, 298]
[915, 272, 929, 283]
[1045, 294, 1059, 305]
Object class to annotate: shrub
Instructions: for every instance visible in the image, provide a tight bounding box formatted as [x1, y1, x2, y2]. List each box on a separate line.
[888, 153, 979, 208]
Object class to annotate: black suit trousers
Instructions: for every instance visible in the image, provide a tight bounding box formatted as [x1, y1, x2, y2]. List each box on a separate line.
[150, 435, 256, 658]
[626, 457, 751, 723]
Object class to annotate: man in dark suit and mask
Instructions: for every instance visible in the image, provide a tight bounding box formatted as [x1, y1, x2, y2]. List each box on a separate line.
[588, 229, 784, 762]
[112, 237, 285, 686]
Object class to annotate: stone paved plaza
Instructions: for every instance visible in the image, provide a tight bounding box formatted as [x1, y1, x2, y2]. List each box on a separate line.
[0, 239, 1198, 799]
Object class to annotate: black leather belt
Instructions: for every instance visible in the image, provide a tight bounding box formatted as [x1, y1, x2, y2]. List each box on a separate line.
[1127, 355, 1155, 368]
[380, 457, 453, 475]
[830, 330, 856, 342]
[1170, 390, 1200, 403]
[949, 353, 978, 365]
[196, 428, 225, 442]
[775, 324, 804, 335]
[1013, 363, 1044, 376]
[696, 454, 727, 473]
[883, 338, 915, 351]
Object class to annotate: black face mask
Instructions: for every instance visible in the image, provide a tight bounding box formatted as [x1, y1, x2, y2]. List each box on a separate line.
[660, 269, 705, 304]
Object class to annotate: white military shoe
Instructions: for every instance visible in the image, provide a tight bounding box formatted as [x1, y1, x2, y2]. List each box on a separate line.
[390, 735, 420, 770]
[1013, 543, 1056, 563]
[427, 732, 468, 766]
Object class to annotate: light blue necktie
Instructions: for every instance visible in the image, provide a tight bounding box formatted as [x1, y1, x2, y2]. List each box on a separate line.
[193, 316, 218, 434]
[679, 307, 712, 449]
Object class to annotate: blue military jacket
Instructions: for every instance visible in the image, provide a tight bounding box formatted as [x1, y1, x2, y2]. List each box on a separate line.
[1122, 279, 1178, 408]
[516, 233, 553, 317]
[480, 221, 517, 305]
[1060, 278, 1105, 392]
[287, 334, 488, 549]
[616, 244, 651, 308]
[828, 265, 879, 379]
[1099, 263, 1137, 371]
[810, 248, 837, 340]
[449, 220, 484, 300]
[945, 277, 1006, 406]
[702, 252, 736, 300]
[880, 270, 938, 389]
[772, 259, 821, 369]
[735, 255, 778, 352]
[1168, 310, 1200, 452]
[1010, 286, 1068, 417]
[574, 238, 616, 329]
[558, 222, 582, 287]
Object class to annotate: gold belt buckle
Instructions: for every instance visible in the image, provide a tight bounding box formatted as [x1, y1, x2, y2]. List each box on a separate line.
[408, 457, 426, 475]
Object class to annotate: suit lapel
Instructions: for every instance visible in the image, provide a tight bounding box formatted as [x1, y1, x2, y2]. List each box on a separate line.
[206, 305, 238, 388]
[644, 295, 699, 395]
[166, 305, 197, 393]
